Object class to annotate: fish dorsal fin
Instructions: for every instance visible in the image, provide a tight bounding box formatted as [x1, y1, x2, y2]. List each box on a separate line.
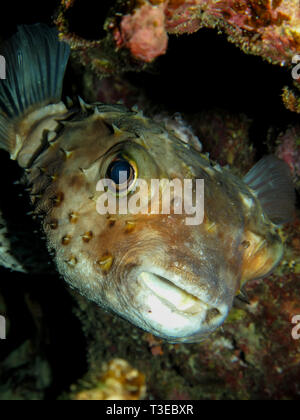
[0, 24, 70, 165]
[244, 155, 295, 225]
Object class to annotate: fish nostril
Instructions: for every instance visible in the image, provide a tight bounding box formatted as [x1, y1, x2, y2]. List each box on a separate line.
[204, 308, 221, 325]
[108, 220, 116, 228]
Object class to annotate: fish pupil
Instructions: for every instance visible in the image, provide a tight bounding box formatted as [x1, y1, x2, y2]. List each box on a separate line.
[107, 159, 134, 186]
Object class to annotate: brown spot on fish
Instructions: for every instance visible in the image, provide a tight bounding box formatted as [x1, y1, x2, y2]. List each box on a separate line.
[62, 235, 72, 245]
[82, 231, 93, 243]
[67, 174, 85, 192]
[49, 220, 58, 230]
[97, 253, 114, 274]
[52, 192, 64, 207]
[50, 174, 58, 182]
[241, 240, 250, 249]
[69, 212, 79, 224]
[108, 220, 116, 228]
[61, 149, 73, 160]
[66, 256, 78, 267]
[205, 221, 217, 233]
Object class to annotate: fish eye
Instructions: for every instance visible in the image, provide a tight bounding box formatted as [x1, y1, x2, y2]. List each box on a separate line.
[106, 157, 137, 193]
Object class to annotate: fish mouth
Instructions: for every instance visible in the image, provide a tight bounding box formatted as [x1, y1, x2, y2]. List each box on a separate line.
[138, 270, 228, 338]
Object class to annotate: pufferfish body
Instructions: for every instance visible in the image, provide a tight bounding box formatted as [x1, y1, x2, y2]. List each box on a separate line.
[0, 24, 295, 342]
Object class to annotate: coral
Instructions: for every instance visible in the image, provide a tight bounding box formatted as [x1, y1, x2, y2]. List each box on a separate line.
[114, 0, 300, 67]
[53, 0, 300, 116]
[143, 333, 164, 356]
[55, 0, 300, 75]
[282, 86, 300, 114]
[276, 125, 300, 189]
[116, 2, 168, 62]
[164, 0, 300, 67]
[54, 0, 150, 78]
[72, 359, 146, 400]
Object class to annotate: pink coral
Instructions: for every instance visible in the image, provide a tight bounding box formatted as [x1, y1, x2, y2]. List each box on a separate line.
[165, 0, 300, 66]
[115, 0, 300, 67]
[118, 2, 168, 63]
[276, 126, 300, 181]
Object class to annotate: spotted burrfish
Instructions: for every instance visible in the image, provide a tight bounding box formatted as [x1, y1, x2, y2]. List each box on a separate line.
[0, 24, 295, 342]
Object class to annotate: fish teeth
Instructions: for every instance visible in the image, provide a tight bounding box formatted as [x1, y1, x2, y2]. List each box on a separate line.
[139, 271, 206, 314]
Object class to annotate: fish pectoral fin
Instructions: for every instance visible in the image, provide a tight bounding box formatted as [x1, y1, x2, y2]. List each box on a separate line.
[240, 230, 283, 283]
[244, 155, 295, 225]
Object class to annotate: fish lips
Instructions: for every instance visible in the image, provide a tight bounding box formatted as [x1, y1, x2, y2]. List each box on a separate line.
[122, 265, 232, 343]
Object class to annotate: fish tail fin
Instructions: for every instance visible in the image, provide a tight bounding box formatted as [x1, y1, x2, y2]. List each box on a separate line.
[0, 24, 70, 159]
[244, 155, 295, 224]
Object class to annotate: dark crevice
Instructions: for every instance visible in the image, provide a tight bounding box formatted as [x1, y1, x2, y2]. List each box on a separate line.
[65, 0, 113, 40]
